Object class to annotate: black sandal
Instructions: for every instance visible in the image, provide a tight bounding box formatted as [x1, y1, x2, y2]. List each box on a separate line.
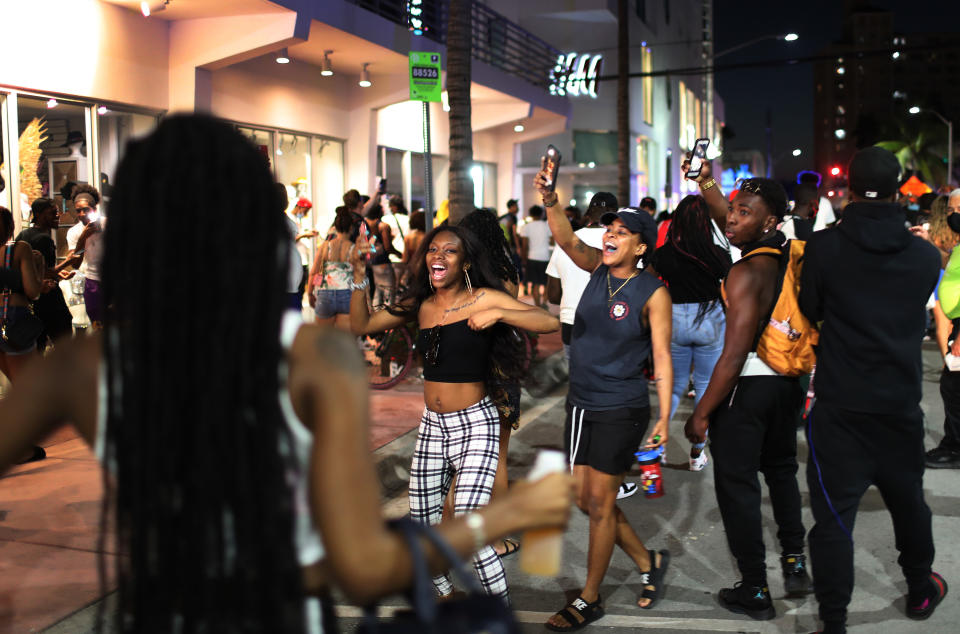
[545, 595, 604, 632]
[496, 538, 520, 558]
[638, 549, 670, 609]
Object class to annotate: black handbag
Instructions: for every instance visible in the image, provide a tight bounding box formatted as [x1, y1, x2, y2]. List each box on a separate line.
[357, 517, 520, 634]
[1, 242, 44, 350]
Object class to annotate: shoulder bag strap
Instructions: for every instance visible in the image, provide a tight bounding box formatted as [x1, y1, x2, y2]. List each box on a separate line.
[2, 242, 13, 323]
[390, 213, 405, 240]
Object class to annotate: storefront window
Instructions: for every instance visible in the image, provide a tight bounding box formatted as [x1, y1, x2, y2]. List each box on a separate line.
[0, 93, 8, 211]
[98, 108, 157, 207]
[312, 137, 344, 234]
[18, 96, 91, 218]
[573, 130, 617, 166]
[236, 126, 275, 175]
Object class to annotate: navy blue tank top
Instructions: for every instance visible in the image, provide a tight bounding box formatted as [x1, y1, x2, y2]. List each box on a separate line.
[568, 266, 663, 410]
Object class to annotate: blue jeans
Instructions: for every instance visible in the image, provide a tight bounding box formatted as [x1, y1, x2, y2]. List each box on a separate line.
[314, 288, 351, 319]
[669, 302, 725, 420]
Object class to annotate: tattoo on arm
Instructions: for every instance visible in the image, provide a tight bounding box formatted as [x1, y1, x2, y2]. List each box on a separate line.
[574, 241, 586, 253]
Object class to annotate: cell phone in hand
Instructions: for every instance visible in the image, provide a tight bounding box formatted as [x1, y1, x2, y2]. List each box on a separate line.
[685, 138, 711, 179]
[543, 145, 562, 192]
[378, 177, 387, 194]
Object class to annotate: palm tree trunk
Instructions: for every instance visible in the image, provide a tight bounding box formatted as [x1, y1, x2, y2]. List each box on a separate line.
[617, 0, 629, 207]
[447, 0, 474, 223]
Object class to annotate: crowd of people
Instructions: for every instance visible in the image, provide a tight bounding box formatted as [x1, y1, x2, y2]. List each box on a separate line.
[0, 114, 953, 634]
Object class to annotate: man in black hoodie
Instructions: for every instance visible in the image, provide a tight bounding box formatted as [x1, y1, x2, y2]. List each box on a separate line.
[799, 147, 947, 634]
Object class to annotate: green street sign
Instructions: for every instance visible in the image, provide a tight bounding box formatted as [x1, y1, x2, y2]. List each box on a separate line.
[409, 51, 442, 102]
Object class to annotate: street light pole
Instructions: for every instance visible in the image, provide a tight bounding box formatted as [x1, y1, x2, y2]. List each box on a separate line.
[911, 106, 953, 189]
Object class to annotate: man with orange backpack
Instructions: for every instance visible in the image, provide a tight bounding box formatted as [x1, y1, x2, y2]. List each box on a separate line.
[799, 147, 946, 634]
[683, 167, 812, 621]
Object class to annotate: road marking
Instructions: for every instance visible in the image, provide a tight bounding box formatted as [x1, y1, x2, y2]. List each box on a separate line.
[333, 605, 786, 632]
[515, 393, 564, 432]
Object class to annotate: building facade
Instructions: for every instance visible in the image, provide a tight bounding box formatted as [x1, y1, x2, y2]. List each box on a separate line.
[489, 0, 724, 215]
[0, 0, 571, 253]
[813, 2, 960, 193]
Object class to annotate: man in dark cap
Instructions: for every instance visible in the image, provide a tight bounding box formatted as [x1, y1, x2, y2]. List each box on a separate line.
[799, 146, 947, 633]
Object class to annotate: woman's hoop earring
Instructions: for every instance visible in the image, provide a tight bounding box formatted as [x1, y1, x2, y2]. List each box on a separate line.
[464, 270, 473, 294]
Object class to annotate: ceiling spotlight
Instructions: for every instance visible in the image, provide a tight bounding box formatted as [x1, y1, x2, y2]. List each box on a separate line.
[514, 124, 525, 132]
[97, 106, 108, 115]
[276, 47, 290, 64]
[359, 63, 371, 88]
[46, 98, 58, 109]
[909, 106, 921, 114]
[792, 148, 802, 157]
[321, 51, 333, 77]
[141, 1, 169, 17]
[783, 33, 799, 41]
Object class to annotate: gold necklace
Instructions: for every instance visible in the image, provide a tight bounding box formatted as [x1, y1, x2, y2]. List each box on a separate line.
[607, 270, 638, 306]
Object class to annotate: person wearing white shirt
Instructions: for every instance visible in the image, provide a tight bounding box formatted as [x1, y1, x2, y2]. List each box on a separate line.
[546, 192, 616, 360]
[519, 205, 553, 306]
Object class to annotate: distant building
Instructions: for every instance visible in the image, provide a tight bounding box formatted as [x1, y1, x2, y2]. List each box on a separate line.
[813, 1, 960, 192]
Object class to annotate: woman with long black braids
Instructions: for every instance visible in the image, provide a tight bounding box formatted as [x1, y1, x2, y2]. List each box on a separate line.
[651, 194, 731, 471]
[350, 221, 559, 601]
[0, 115, 574, 632]
[533, 159, 673, 632]
[455, 208, 522, 556]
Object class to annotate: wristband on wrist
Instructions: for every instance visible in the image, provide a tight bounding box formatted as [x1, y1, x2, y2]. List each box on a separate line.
[543, 194, 558, 208]
[700, 178, 716, 191]
[464, 512, 486, 553]
[350, 278, 369, 291]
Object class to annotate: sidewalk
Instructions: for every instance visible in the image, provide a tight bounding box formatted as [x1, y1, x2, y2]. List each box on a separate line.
[0, 325, 563, 632]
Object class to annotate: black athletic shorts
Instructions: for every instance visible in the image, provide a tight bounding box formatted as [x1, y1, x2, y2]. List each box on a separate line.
[563, 401, 650, 475]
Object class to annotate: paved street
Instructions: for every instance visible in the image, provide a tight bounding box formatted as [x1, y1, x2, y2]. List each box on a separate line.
[2, 341, 958, 632]
[340, 344, 959, 633]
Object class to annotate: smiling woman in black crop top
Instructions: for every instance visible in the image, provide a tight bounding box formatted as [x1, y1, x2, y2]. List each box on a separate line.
[350, 223, 558, 601]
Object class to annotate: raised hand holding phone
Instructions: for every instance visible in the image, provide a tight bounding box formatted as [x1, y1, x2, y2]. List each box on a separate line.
[543, 144, 562, 192]
[684, 138, 711, 180]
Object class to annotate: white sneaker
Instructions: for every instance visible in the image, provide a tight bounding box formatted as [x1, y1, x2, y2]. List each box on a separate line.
[617, 482, 638, 499]
[689, 450, 709, 472]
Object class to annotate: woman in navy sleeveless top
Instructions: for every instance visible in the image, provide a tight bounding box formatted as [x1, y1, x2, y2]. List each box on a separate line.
[534, 160, 674, 632]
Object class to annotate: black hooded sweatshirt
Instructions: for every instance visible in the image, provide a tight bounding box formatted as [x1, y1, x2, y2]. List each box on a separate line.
[799, 202, 940, 414]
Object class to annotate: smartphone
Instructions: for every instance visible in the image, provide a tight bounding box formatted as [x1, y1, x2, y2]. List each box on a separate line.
[377, 177, 387, 194]
[86, 211, 101, 223]
[544, 145, 562, 192]
[685, 138, 711, 179]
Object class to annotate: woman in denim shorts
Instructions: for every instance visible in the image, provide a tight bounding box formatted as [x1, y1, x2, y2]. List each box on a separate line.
[307, 206, 356, 331]
[1, 206, 46, 463]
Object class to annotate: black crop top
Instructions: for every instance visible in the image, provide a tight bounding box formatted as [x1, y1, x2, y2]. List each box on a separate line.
[417, 319, 493, 383]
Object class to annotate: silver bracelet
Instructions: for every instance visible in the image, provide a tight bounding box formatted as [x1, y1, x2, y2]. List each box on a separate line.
[464, 512, 486, 553]
[349, 278, 369, 291]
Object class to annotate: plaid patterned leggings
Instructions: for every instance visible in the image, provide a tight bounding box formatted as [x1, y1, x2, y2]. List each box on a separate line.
[408, 397, 507, 599]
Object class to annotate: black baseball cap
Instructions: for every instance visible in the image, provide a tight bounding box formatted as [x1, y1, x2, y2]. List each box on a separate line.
[848, 146, 901, 200]
[600, 207, 658, 249]
[587, 191, 618, 212]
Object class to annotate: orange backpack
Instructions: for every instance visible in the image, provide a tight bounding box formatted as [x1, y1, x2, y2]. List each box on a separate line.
[738, 240, 819, 376]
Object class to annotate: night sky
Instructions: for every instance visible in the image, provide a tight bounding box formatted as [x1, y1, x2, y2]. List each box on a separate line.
[714, 0, 960, 182]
